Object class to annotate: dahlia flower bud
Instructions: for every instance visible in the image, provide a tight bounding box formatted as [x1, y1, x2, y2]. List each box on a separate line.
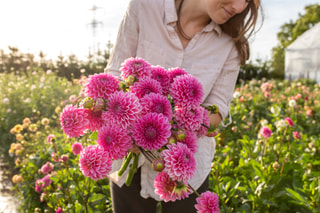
[82, 97, 95, 109]
[175, 129, 186, 141]
[93, 98, 104, 112]
[152, 158, 165, 172]
[168, 137, 176, 144]
[118, 81, 127, 91]
[272, 162, 280, 170]
[60, 155, 69, 162]
[125, 75, 136, 86]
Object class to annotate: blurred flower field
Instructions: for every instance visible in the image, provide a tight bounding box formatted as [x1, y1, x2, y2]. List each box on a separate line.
[0, 68, 319, 212]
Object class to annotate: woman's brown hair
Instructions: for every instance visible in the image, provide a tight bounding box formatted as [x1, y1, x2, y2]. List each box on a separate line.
[221, 0, 263, 65]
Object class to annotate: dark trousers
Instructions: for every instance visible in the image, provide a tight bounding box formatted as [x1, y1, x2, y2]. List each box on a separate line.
[110, 168, 209, 213]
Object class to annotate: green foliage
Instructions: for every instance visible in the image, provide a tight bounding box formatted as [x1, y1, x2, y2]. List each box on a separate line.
[270, 4, 320, 78]
[212, 79, 320, 212]
[0, 69, 82, 170]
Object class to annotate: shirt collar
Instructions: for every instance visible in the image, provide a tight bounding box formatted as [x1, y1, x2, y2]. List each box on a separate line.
[164, 0, 222, 36]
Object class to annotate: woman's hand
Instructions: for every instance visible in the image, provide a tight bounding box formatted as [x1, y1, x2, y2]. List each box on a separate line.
[129, 144, 140, 154]
[208, 112, 222, 129]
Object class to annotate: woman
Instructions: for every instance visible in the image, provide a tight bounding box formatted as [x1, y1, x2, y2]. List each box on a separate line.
[105, 0, 262, 212]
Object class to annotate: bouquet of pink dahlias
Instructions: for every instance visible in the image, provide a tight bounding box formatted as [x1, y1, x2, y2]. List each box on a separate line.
[60, 57, 220, 212]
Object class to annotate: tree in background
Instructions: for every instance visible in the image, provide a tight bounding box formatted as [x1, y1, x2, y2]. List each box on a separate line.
[270, 4, 320, 79]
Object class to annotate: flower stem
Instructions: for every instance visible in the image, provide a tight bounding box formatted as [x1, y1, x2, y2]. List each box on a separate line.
[118, 152, 133, 177]
[125, 153, 140, 186]
[188, 184, 200, 197]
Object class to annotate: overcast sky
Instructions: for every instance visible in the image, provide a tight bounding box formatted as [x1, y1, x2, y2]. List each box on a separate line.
[0, 0, 319, 62]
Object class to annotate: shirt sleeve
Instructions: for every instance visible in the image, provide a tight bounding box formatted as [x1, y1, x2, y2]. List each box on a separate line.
[203, 46, 240, 125]
[104, 0, 139, 78]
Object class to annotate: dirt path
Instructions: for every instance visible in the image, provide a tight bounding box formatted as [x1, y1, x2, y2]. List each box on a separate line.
[0, 160, 19, 213]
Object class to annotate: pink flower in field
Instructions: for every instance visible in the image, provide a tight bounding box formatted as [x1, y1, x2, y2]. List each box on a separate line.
[154, 171, 190, 202]
[46, 134, 55, 144]
[293, 131, 302, 140]
[41, 162, 54, 174]
[170, 74, 204, 109]
[60, 155, 69, 162]
[176, 131, 198, 154]
[56, 207, 63, 213]
[85, 73, 119, 100]
[97, 124, 133, 160]
[120, 57, 152, 79]
[85, 109, 104, 132]
[79, 145, 112, 181]
[35, 175, 52, 193]
[161, 142, 196, 182]
[195, 191, 220, 213]
[285, 117, 294, 127]
[295, 93, 302, 99]
[51, 152, 60, 162]
[102, 91, 142, 128]
[129, 77, 162, 99]
[69, 94, 78, 103]
[72, 142, 83, 155]
[60, 104, 89, 138]
[306, 109, 313, 116]
[259, 126, 272, 138]
[133, 113, 171, 151]
[151, 65, 171, 95]
[167, 67, 188, 83]
[140, 93, 173, 120]
[174, 107, 204, 132]
[260, 82, 273, 92]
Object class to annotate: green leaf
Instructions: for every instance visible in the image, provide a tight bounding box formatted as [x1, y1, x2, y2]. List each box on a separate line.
[90, 132, 98, 140]
[285, 188, 308, 205]
[89, 193, 106, 203]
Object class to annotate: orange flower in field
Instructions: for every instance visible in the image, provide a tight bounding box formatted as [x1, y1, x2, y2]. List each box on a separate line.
[41, 118, 50, 126]
[12, 175, 23, 184]
[306, 109, 313, 116]
[23, 117, 31, 125]
[29, 124, 38, 132]
[13, 124, 23, 133]
[16, 134, 24, 142]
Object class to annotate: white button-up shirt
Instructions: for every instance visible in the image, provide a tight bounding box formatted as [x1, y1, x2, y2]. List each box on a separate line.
[105, 0, 240, 201]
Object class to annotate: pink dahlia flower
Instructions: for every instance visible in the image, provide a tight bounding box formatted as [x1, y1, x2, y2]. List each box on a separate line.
[35, 175, 52, 193]
[293, 131, 302, 140]
[195, 191, 220, 213]
[72, 142, 83, 155]
[79, 145, 112, 181]
[97, 124, 133, 160]
[85, 109, 105, 132]
[140, 93, 173, 120]
[46, 134, 55, 144]
[167, 67, 188, 83]
[40, 162, 54, 174]
[129, 77, 162, 99]
[260, 82, 273, 93]
[177, 131, 198, 154]
[102, 91, 142, 128]
[60, 104, 89, 138]
[151, 65, 170, 95]
[170, 74, 204, 109]
[174, 106, 204, 132]
[120, 57, 152, 80]
[196, 107, 210, 137]
[285, 117, 294, 127]
[259, 126, 272, 138]
[132, 113, 171, 151]
[154, 171, 190, 202]
[161, 142, 196, 182]
[85, 73, 119, 100]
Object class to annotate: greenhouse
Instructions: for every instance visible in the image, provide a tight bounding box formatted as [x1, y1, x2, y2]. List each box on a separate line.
[285, 22, 320, 83]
